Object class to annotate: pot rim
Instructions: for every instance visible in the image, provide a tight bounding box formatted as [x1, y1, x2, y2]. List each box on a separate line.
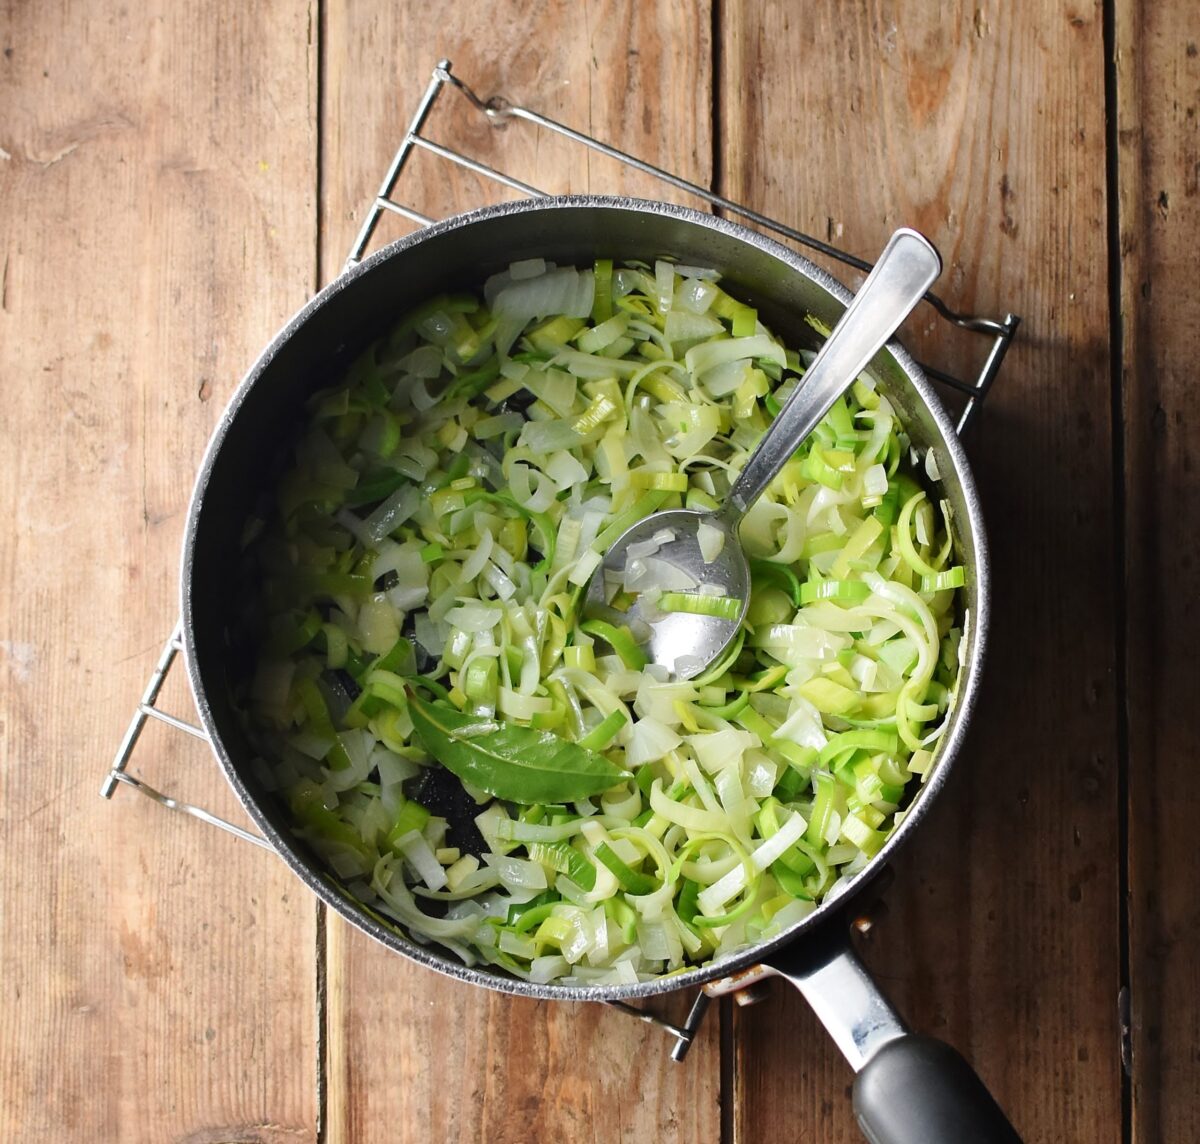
[182, 194, 990, 1003]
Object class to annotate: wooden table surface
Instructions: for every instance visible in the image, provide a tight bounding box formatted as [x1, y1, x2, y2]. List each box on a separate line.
[3, 2, 1197, 1141]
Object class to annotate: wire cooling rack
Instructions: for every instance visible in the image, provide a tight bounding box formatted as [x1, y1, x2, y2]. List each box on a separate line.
[347, 61, 1019, 431]
[101, 59, 1021, 1058]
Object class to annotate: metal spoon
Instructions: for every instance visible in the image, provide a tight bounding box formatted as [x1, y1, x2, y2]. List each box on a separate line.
[583, 228, 942, 680]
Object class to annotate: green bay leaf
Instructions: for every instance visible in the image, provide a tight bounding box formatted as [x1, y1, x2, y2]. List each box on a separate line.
[407, 693, 630, 804]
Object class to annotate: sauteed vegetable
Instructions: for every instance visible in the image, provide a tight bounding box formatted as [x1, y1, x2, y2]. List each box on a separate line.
[237, 257, 965, 984]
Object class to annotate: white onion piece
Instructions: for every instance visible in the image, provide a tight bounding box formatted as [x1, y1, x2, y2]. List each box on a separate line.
[416, 309, 456, 346]
[374, 746, 419, 788]
[685, 333, 786, 379]
[672, 264, 722, 281]
[523, 469, 558, 513]
[386, 583, 428, 614]
[700, 358, 749, 397]
[773, 698, 830, 750]
[288, 731, 330, 764]
[409, 377, 439, 411]
[373, 542, 429, 609]
[627, 536, 665, 561]
[688, 728, 757, 772]
[567, 547, 603, 588]
[751, 624, 847, 661]
[330, 851, 367, 879]
[393, 829, 448, 890]
[482, 268, 514, 304]
[510, 257, 547, 280]
[526, 367, 577, 416]
[517, 419, 584, 454]
[863, 463, 889, 498]
[395, 439, 438, 476]
[459, 529, 495, 583]
[483, 853, 549, 892]
[363, 484, 420, 543]
[481, 562, 517, 600]
[824, 810, 843, 847]
[334, 507, 372, 547]
[624, 555, 698, 593]
[356, 596, 400, 655]
[492, 267, 594, 354]
[575, 509, 607, 554]
[558, 911, 592, 963]
[586, 908, 611, 965]
[915, 502, 933, 547]
[745, 752, 779, 798]
[674, 277, 719, 314]
[326, 730, 373, 782]
[546, 450, 588, 492]
[531, 955, 570, 984]
[399, 344, 443, 378]
[634, 678, 696, 723]
[625, 718, 682, 767]
[664, 309, 724, 344]
[767, 898, 818, 935]
[611, 266, 642, 298]
[637, 920, 673, 963]
[475, 411, 524, 439]
[412, 612, 443, 658]
[444, 599, 502, 633]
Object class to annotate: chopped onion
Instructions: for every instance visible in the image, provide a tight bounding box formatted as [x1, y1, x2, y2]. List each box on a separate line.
[545, 450, 588, 492]
[567, 548, 603, 588]
[697, 522, 725, 563]
[242, 254, 964, 989]
[675, 277, 719, 313]
[483, 853, 549, 892]
[444, 599, 502, 632]
[625, 718, 682, 767]
[393, 829, 449, 891]
[517, 419, 584, 454]
[624, 555, 698, 593]
[627, 536, 665, 561]
[510, 257, 547, 280]
[863, 463, 889, 498]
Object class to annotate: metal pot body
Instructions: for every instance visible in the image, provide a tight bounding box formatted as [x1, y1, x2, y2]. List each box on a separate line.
[182, 196, 990, 1004]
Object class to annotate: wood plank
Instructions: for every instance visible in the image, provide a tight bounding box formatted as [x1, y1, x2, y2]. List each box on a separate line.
[1116, 2, 1200, 1140]
[317, 4, 721, 1141]
[0, 1, 319, 1138]
[720, 3, 1121, 1140]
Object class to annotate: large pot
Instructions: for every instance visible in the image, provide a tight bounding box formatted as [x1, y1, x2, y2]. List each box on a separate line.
[182, 197, 1019, 1143]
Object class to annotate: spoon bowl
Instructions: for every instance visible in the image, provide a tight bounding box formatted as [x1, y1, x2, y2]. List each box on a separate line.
[583, 508, 748, 680]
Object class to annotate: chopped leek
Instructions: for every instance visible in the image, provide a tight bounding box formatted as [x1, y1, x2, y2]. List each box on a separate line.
[239, 255, 965, 986]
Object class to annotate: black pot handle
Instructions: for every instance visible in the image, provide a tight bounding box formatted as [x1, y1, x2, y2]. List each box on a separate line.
[852, 1033, 1020, 1144]
[756, 924, 1022, 1144]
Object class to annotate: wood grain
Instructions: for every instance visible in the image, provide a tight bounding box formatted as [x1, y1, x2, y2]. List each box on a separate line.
[5, 0, 1197, 1139]
[720, 3, 1121, 1140]
[0, 1, 319, 1139]
[318, 4, 721, 1142]
[1116, 2, 1200, 1140]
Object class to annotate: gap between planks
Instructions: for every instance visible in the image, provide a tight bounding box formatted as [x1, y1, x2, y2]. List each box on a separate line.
[1100, 2, 1134, 1142]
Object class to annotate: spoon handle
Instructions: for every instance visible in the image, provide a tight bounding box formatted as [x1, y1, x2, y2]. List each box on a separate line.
[719, 228, 942, 527]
